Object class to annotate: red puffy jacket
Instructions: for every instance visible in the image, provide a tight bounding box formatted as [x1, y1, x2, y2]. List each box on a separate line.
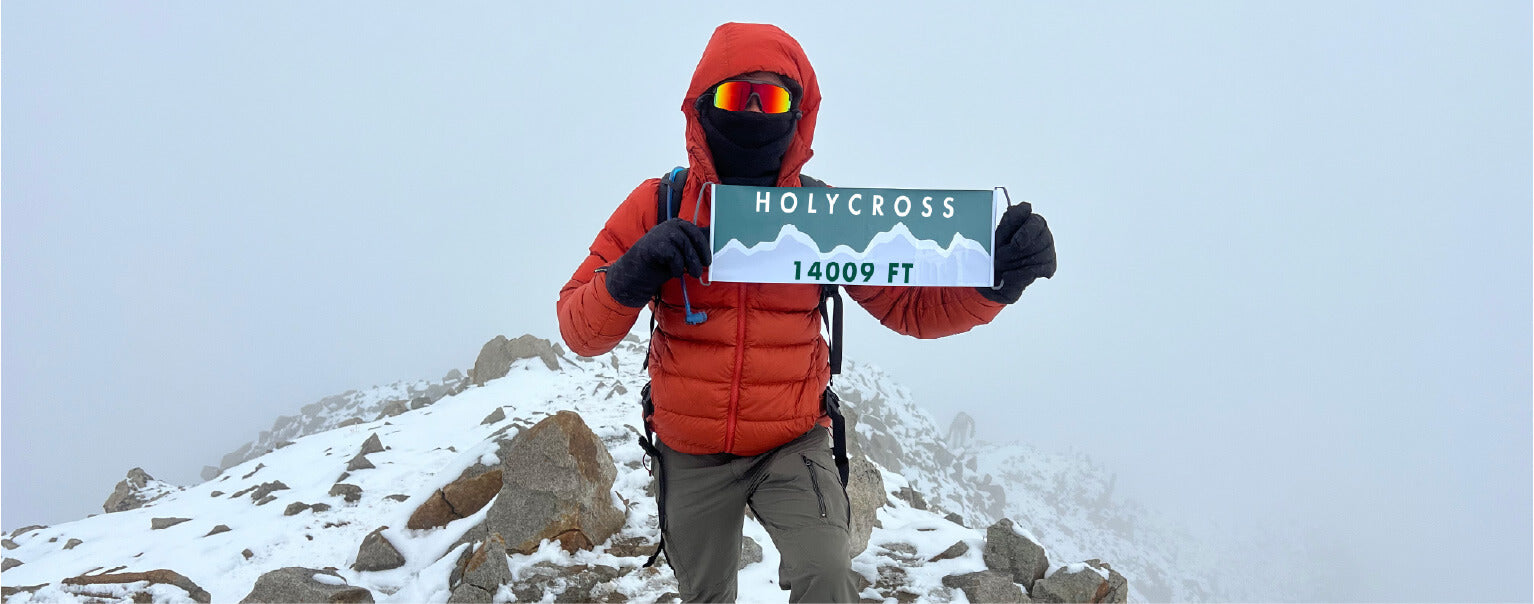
[557, 23, 1005, 456]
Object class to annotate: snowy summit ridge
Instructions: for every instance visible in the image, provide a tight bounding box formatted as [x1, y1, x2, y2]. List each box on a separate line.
[1, 332, 1249, 603]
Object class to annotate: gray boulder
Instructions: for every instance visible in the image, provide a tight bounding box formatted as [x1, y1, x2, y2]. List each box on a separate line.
[846, 455, 887, 556]
[1032, 560, 1129, 604]
[150, 517, 191, 530]
[346, 452, 376, 472]
[484, 411, 624, 554]
[943, 570, 1030, 603]
[449, 534, 513, 603]
[984, 518, 1050, 589]
[469, 334, 562, 385]
[360, 433, 385, 456]
[740, 536, 763, 567]
[353, 527, 406, 572]
[240, 567, 373, 603]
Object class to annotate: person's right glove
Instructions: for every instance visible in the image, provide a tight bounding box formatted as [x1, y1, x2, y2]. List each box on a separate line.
[604, 218, 712, 308]
[979, 202, 1057, 304]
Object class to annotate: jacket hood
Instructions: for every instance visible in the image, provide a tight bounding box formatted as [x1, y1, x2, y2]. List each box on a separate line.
[683, 23, 819, 187]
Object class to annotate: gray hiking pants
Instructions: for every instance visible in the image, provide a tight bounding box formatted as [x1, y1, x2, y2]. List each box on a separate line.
[657, 426, 858, 603]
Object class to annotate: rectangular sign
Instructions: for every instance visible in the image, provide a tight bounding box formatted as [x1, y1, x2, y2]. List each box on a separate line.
[708, 184, 1000, 287]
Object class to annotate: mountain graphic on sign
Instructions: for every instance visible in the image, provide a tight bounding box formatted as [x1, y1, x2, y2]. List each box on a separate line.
[711, 223, 992, 286]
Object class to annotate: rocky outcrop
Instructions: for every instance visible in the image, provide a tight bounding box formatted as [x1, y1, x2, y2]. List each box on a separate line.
[984, 518, 1050, 589]
[469, 334, 562, 385]
[483, 411, 623, 554]
[1032, 560, 1129, 604]
[240, 567, 374, 603]
[408, 469, 503, 530]
[63, 569, 212, 604]
[330, 483, 363, 503]
[102, 468, 181, 513]
[352, 527, 406, 572]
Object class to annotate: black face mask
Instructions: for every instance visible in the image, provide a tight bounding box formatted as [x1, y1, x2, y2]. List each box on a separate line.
[699, 103, 798, 186]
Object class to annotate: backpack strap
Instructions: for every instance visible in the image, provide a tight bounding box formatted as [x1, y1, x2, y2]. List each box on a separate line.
[643, 167, 689, 372]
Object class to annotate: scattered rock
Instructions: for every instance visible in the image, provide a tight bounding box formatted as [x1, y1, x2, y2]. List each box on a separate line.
[484, 411, 624, 554]
[346, 452, 376, 472]
[384, 494, 410, 502]
[330, 483, 363, 503]
[740, 536, 763, 567]
[360, 434, 385, 456]
[469, 334, 562, 386]
[374, 400, 409, 421]
[211, 491, 224, 497]
[893, 485, 928, 510]
[2, 559, 22, 571]
[275, 440, 294, 449]
[506, 562, 623, 603]
[847, 455, 887, 555]
[445, 369, 464, 381]
[337, 418, 365, 428]
[9, 525, 46, 538]
[239, 566, 374, 603]
[310, 503, 331, 513]
[1032, 561, 1128, 604]
[201, 466, 222, 481]
[605, 535, 656, 559]
[449, 534, 512, 603]
[410, 396, 433, 410]
[945, 512, 967, 527]
[248, 481, 290, 502]
[204, 526, 231, 537]
[63, 569, 213, 604]
[1, 539, 15, 550]
[408, 469, 503, 530]
[931, 540, 970, 562]
[64, 538, 83, 550]
[480, 408, 507, 425]
[242, 549, 254, 560]
[352, 527, 406, 572]
[984, 518, 1050, 589]
[943, 570, 1029, 603]
[284, 502, 312, 516]
[151, 517, 192, 530]
[242, 464, 266, 480]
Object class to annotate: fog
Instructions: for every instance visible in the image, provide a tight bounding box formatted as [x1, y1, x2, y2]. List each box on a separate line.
[3, 2, 1529, 601]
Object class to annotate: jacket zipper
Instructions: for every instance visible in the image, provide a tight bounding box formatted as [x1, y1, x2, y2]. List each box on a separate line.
[724, 283, 745, 452]
[803, 455, 828, 519]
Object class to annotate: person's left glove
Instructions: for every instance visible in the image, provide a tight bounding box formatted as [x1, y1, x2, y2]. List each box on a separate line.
[978, 202, 1056, 304]
[604, 218, 712, 308]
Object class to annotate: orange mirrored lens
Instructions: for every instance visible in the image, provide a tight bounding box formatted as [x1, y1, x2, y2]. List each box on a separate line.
[712, 81, 792, 113]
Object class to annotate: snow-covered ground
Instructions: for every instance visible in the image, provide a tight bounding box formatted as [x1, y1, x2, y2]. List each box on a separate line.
[2, 333, 1251, 602]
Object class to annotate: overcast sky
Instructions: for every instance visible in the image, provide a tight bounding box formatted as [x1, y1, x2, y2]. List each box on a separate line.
[3, 2, 1529, 601]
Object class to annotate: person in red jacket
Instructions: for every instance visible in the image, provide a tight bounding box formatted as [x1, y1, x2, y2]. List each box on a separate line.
[557, 23, 1055, 603]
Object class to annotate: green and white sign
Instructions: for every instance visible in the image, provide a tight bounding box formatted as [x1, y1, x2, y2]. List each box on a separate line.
[708, 184, 1001, 287]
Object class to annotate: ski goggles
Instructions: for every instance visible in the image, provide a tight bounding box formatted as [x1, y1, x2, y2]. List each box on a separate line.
[710, 80, 794, 114]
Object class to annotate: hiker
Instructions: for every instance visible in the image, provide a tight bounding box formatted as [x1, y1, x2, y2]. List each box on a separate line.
[556, 22, 1056, 603]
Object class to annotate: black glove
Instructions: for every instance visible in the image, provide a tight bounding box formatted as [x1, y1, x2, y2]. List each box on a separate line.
[604, 218, 711, 308]
[979, 202, 1056, 304]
